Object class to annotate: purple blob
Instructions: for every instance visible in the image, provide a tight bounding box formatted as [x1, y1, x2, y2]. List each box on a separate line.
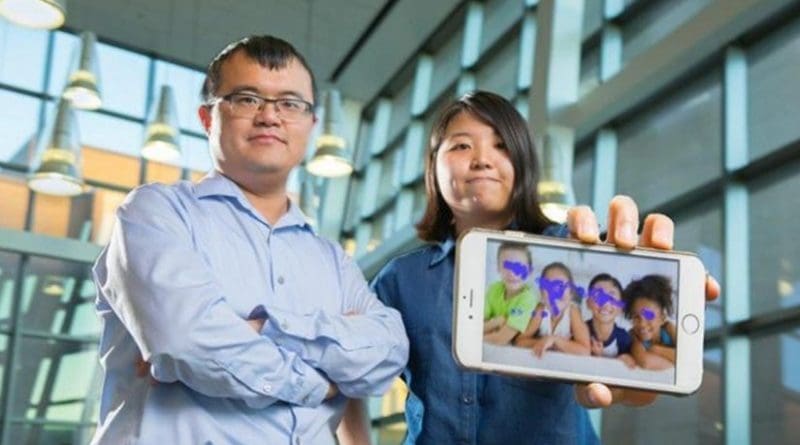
[640, 307, 657, 321]
[536, 277, 583, 317]
[502, 260, 531, 280]
[587, 287, 626, 310]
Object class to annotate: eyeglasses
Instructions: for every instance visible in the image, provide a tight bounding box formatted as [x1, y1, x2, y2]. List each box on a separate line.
[210, 92, 314, 121]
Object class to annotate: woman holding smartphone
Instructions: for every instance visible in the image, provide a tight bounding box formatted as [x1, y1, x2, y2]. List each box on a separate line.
[338, 91, 719, 445]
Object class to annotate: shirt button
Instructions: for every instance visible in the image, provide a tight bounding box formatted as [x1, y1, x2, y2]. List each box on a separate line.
[263, 383, 272, 393]
[462, 395, 473, 404]
[281, 321, 289, 330]
[277, 276, 285, 285]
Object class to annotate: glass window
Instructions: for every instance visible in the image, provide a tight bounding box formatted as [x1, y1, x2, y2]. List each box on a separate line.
[622, 0, 710, 63]
[6, 424, 95, 445]
[749, 166, 800, 317]
[9, 336, 99, 423]
[747, 18, 800, 161]
[182, 134, 211, 173]
[673, 201, 723, 330]
[387, 82, 413, 146]
[430, 29, 463, 101]
[75, 109, 144, 157]
[751, 328, 800, 443]
[0, 175, 30, 230]
[49, 33, 149, 118]
[579, 43, 600, 98]
[94, 42, 149, 118]
[582, 0, 603, 40]
[353, 118, 374, 172]
[376, 144, 403, 210]
[145, 160, 182, 185]
[30, 193, 72, 238]
[0, 90, 41, 166]
[601, 347, 723, 444]
[47, 31, 79, 98]
[91, 188, 128, 246]
[480, 0, 523, 53]
[475, 35, 520, 99]
[0, 22, 48, 91]
[20, 258, 93, 334]
[0, 253, 22, 332]
[153, 61, 206, 134]
[573, 145, 593, 206]
[82, 147, 140, 189]
[616, 72, 722, 211]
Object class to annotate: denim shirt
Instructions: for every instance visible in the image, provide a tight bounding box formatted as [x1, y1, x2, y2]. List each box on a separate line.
[371, 224, 600, 445]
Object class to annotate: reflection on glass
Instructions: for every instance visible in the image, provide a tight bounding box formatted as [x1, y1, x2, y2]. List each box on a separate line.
[0, 21, 48, 91]
[153, 61, 206, 134]
[601, 346, 722, 444]
[0, 89, 41, 165]
[749, 170, 800, 317]
[752, 329, 800, 443]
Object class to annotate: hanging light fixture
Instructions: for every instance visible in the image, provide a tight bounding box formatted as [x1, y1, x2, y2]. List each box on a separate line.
[62, 31, 102, 110]
[307, 89, 353, 178]
[141, 85, 181, 162]
[0, 0, 65, 29]
[538, 135, 574, 223]
[28, 98, 84, 196]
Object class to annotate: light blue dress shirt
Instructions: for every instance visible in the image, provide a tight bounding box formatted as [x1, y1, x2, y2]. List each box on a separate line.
[91, 171, 408, 445]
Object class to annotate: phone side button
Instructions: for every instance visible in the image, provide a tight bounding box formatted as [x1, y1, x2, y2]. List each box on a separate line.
[681, 314, 700, 334]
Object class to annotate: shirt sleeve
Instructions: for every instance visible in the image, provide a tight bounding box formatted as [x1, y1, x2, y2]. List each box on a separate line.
[94, 185, 330, 409]
[260, 244, 409, 398]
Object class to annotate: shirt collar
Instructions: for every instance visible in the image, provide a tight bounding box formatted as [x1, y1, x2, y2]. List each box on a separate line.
[193, 170, 314, 232]
[430, 236, 455, 267]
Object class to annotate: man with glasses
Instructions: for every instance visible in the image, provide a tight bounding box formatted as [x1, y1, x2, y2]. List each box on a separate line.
[91, 35, 408, 444]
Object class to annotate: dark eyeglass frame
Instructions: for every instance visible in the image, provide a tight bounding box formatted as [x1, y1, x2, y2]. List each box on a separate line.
[208, 92, 314, 119]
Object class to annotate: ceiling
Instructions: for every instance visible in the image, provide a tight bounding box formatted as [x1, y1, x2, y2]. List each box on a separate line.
[64, 0, 462, 102]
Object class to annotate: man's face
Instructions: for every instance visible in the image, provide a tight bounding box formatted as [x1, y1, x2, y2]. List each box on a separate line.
[199, 50, 316, 185]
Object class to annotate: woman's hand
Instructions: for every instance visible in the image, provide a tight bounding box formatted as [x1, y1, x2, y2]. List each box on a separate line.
[566, 195, 720, 408]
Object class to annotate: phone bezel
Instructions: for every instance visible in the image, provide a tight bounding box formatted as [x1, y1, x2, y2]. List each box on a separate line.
[452, 228, 706, 395]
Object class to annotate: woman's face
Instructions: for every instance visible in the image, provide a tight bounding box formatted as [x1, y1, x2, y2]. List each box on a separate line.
[630, 298, 666, 342]
[435, 112, 515, 228]
[540, 268, 572, 314]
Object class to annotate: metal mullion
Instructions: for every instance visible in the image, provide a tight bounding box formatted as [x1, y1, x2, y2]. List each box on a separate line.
[722, 44, 750, 445]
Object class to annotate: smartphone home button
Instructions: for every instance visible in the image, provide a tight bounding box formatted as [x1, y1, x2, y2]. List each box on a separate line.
[681, 314, 700, 334]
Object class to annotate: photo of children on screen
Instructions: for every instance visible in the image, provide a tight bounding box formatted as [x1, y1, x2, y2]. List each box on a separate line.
[623, 275, 677, 370]
[483, 242, 538, 345]
[513, 262, 591, 357]
[585, 273, 636, 368]
[481, 240, 680, 384]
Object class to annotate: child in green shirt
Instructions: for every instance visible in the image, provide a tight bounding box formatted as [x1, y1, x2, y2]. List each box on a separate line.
[484, 242, 538, 345]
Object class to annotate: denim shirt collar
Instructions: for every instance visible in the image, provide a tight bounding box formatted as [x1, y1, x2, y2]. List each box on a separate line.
[193, 170, 314, 232]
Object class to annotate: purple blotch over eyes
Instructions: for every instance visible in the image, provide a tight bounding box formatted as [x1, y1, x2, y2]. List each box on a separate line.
[536, 277, 583, 317]
[502, 260, 531, 280]
[640, 307, 656, 321]
[587, 287, 626, 309]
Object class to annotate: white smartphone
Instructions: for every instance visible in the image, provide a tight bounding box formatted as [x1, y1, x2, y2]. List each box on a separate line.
[452, 228, 706, 395]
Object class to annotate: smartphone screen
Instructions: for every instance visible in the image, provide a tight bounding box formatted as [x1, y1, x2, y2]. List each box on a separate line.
[483, 238, 681, 386]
